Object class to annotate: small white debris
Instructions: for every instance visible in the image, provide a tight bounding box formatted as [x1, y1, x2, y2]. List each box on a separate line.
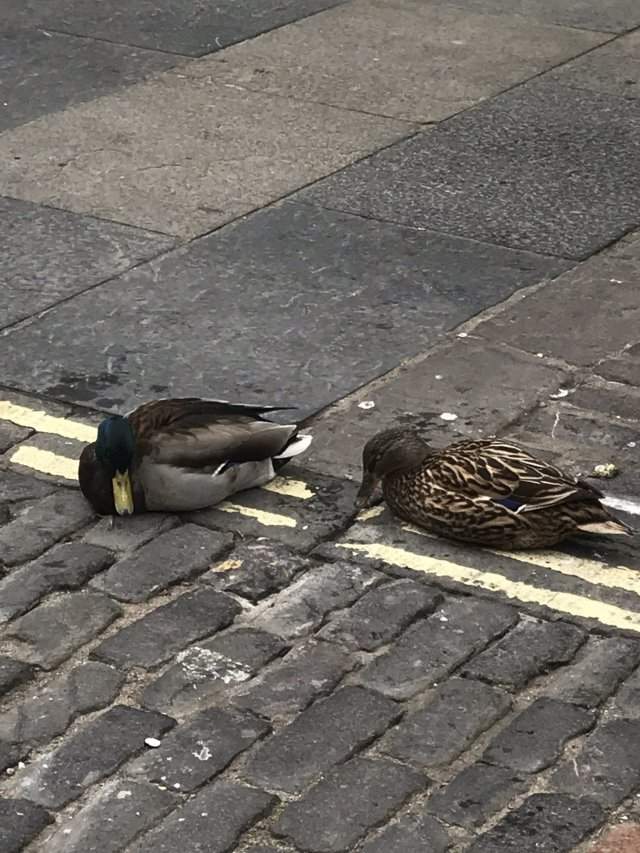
[193, 745, 212, 762]
[173, 783, 181, 790]
[358, 400, 375, 410]
[435, 374, 443, 380]
[610, 278, 623, 283]
[457, 332, 468, 338]
[536, 352, 544, 358]
[117, 790, 132, 800]
[549, 388, 569, 399]
[591, 463, 619, 479]
[18, 762, 25, 769]
[145, 737, 162, 748]
[628, 441, 636, 448]
[440, 412, 458, 422]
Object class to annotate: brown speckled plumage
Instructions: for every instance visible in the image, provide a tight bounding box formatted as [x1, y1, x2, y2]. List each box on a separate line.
[357, 427, 632, 549]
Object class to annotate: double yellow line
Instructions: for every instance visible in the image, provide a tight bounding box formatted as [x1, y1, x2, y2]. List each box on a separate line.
[2, 398, 639, 633]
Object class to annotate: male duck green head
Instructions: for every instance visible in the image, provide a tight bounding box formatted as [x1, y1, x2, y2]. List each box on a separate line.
[79, 397, 312, 517]
[94, 415, 136, 515]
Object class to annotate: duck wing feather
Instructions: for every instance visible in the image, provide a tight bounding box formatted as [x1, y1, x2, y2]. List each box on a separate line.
[430, 440, 602, 513]
[127, 398, 298, 468]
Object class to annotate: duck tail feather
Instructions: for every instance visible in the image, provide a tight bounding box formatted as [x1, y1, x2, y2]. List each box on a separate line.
[273, 433, 313, 460]
[577, 519, 633, 536]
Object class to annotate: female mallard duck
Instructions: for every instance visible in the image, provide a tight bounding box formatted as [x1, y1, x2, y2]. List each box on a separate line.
[79, 398, 312, 516]
[356, 427, 632, 549]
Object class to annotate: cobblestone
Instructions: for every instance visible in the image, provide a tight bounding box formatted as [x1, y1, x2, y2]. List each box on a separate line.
[428, 762, 527, 829]
[130, 780, 276, 853]
[230, 639, 353, 720]
[93, 588, 239, 670]
[483, 698, 595, 773]
[611, 665, 640, 718]
[242, 686, 400, 793]
[462, 619, 585, 689]
[382, 677, 511, 768]
[142, 627, 287, 717]
[466, 793, 604, 853]
[0, 796, 52, 853]
[542, 637, 640, 708]
[0, 657, 34, 698]
[83, 513, 179, 554]
[91, 524, 233, 602]
[0, 421, 32, 453]
[0, 470, 54, 504]
[0, 491, 94, 567]
[275, 757, 424, 853]
[0, 543, 114, 622]
[243, 561, 381, 640]
[7, 590, 121, 669]
[317, 579, 443, 651]
[552, 719, 640, 806]
[128, 706, 270, 792]
[358, 599, 517, 699]
[190, 469, 358, 552]
[203, 541, 312, 602]
[42, 779, 177, 853]
[0, 661, 123, 752]
[360, 812, 450, 853]
[9, 705, 174, 808]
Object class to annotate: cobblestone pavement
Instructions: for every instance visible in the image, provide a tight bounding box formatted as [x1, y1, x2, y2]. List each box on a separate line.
[2, 0, 640, 851]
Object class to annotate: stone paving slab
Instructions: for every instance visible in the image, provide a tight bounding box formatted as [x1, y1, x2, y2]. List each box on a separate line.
[0, 75, 410, 238]
[303, 337, 571, 480]
[4, 0, 347, 57]
[182, 0, 606, 122]
[474, 231, 640, 364]
[439, 0, 640, 32]
[0, 30, 178, 132]
[0, 203, 565, 413]
[0, 196, 175, 330]
[301, 80, 640, 259]
[545, 30, 640, 100]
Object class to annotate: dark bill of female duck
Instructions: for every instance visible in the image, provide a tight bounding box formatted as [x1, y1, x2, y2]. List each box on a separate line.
[356, 426, 633, 549]
[78, 397, 312, 516]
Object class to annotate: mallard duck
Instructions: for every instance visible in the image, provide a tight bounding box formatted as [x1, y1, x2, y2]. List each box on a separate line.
[356, 427, 632, 549]
[78, 398, 312, 516]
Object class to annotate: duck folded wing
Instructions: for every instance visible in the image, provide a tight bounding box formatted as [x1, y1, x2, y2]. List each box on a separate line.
[148, 420, 298, 468]
[432, 440, 602, 513]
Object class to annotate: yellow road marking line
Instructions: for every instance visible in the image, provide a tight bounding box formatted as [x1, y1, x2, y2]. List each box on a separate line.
[491, 548, 640, 598]
[217, 502, 297, 527]
[399, 523, 640, 598]
[8, 446, 78, 481]
[338, 541, 640, 633]
[262, 477, 314, 499]
[0, 401, 95, 442]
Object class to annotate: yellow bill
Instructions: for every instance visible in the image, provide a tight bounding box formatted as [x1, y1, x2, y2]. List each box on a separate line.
[112, 471, 134, 515]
